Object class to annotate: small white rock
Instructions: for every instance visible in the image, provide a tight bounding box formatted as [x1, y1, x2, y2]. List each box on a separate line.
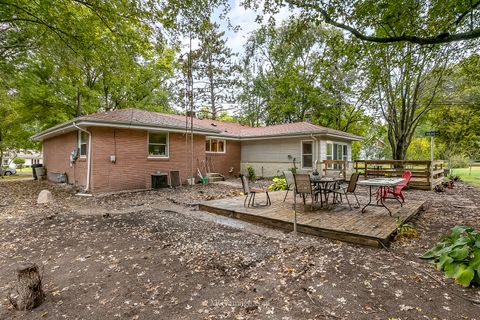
[37, 189, 53, 204]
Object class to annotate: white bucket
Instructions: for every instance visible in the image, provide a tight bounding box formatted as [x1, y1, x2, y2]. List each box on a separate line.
[187, 178, 195, 185]
[35, 167, 45, 177]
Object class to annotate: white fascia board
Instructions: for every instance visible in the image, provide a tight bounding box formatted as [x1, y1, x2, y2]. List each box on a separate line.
[237, 133, 323, 141]
[322, 133, 364, 141]
[205, 135, 241, 141]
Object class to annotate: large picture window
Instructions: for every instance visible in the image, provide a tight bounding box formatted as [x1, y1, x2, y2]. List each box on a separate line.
[206, 139, 226, 153]
[78, 131, 88, 157]
[301, 141, 313, 168]
[148, 132, 168, 157]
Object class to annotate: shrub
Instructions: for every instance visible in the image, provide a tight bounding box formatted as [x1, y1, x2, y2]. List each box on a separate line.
[449, 155, 470, 169]
[246, 165, 256, 181]
[13, 157, 26, 169]
[420, 225, 480, 287]
[268, 177, 288, 191]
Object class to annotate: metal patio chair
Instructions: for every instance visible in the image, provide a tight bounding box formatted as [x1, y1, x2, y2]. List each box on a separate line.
[283, 170, 295, 202]
[293, 173, 321, 211]
[330, 173, 360, 209]
[240, 174, 271, 207]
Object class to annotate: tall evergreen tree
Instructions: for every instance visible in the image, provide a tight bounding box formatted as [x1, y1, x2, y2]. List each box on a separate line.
[193, 22, 238, 120]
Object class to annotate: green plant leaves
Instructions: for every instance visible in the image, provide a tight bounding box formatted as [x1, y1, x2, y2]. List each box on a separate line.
[469, 249, 480, 270]
[450, 225, 473, 240]
[420, 243, 444, 259]
[436, 254, 453, 270]
[268, 177, 288, 191]
[449, 246, 469, 260]
[453, 264, 475, 287]
[421, 225, 480, 287]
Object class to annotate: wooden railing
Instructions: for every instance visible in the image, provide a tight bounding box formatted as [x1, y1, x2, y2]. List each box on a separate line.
[322, 160, 348, 177]
[354, 160, 444, 190]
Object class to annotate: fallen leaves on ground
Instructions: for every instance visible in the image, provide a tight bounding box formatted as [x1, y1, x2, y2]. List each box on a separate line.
[0, 179, 479, 319]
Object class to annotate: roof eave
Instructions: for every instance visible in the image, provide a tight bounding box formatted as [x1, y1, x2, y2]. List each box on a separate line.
[322, 132, 364, 141]
[32, 118, 221, 141]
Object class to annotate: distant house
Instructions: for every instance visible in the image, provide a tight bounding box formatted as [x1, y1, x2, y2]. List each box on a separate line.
[33, 109, 362, 193]
[1, 150, 43, 168]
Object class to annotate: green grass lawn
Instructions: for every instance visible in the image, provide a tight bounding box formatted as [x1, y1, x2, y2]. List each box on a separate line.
[0, 174, 30, 181]
[450, 167, 480, 188]
[17, 167, 33, 173]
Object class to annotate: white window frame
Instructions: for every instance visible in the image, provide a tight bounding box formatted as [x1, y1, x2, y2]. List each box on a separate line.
[205, 138, 226, 154]
[326, 141, 348, 169]
[78, 131, 88, 158]
[301, 140, 314, 169]
[147, 131, 169, 158]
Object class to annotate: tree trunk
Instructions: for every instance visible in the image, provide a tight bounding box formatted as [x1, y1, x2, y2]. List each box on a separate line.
[208, 54, 217, 120]
[76, 87, 82, 117]
[8, 263, 45, 310]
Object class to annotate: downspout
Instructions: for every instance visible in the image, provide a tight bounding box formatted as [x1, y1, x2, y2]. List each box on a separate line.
[73, 122, 92, 193]
[311, 133, 319, 173]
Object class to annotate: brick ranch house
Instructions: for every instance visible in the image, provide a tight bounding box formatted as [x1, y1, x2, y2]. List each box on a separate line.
[32, 108, 362, 193]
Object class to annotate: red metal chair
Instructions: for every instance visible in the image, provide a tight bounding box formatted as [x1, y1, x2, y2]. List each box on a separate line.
[384, 170, 412, 203]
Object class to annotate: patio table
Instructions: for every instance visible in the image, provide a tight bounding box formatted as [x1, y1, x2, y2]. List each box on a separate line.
[357, 178, 405, 216]
[310, 175, 344, 207]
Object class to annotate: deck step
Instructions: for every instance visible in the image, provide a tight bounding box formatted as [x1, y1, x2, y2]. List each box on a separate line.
[208, 176, 225, 182]
[207, 173, 225, 181]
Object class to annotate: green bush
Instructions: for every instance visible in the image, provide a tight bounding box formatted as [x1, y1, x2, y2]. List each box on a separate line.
[246, 165, 256, 181]
[13, 157, 26, 169]
[268, 177, 288, 191]
[449, 155, 470, 169]
[420, 226, 480, 287]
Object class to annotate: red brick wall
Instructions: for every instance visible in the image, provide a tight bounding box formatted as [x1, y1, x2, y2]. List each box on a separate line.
[42, 131, 87, 187]
[42, 127, 242, 193]
[207, 140, 241, 177]
[90, 128, 206, 193]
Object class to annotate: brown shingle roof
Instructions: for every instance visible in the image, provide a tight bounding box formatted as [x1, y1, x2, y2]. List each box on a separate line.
[33, 108, 363, 141]
[84, 109, 219, 133]
[164, 113, 362, 140]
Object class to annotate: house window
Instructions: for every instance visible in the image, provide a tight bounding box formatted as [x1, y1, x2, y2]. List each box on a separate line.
[206, 139, 226, 153]
[302, 141, 313, 168]
[148, 132, 168, 157]
[78, 131, 88, 157]
[326, 142, 348, 168]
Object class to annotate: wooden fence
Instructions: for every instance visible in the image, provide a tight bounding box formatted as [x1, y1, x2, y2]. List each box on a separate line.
[322, 160, 348, 177]
[353, 160, 444, 190]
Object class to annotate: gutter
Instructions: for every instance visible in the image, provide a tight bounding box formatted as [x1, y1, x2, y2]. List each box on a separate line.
[72, 122, 92, 194]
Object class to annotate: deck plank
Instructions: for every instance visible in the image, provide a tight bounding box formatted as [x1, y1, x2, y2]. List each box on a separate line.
[198, 191, 424, 247]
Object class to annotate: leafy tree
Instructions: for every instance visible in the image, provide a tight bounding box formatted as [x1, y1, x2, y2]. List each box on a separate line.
[239, 18, 371, 135]
[1, 0, 174, 138]
[245, 0, 480, 45]
[366, 42, 452, 160]
[427, 54, 480, 161]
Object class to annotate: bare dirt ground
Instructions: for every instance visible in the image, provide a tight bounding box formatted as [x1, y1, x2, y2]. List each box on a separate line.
[0, 179, 479, 319]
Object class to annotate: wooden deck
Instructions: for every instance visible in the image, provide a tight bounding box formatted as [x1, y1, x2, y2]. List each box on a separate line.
[198, 191, 424, 247]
